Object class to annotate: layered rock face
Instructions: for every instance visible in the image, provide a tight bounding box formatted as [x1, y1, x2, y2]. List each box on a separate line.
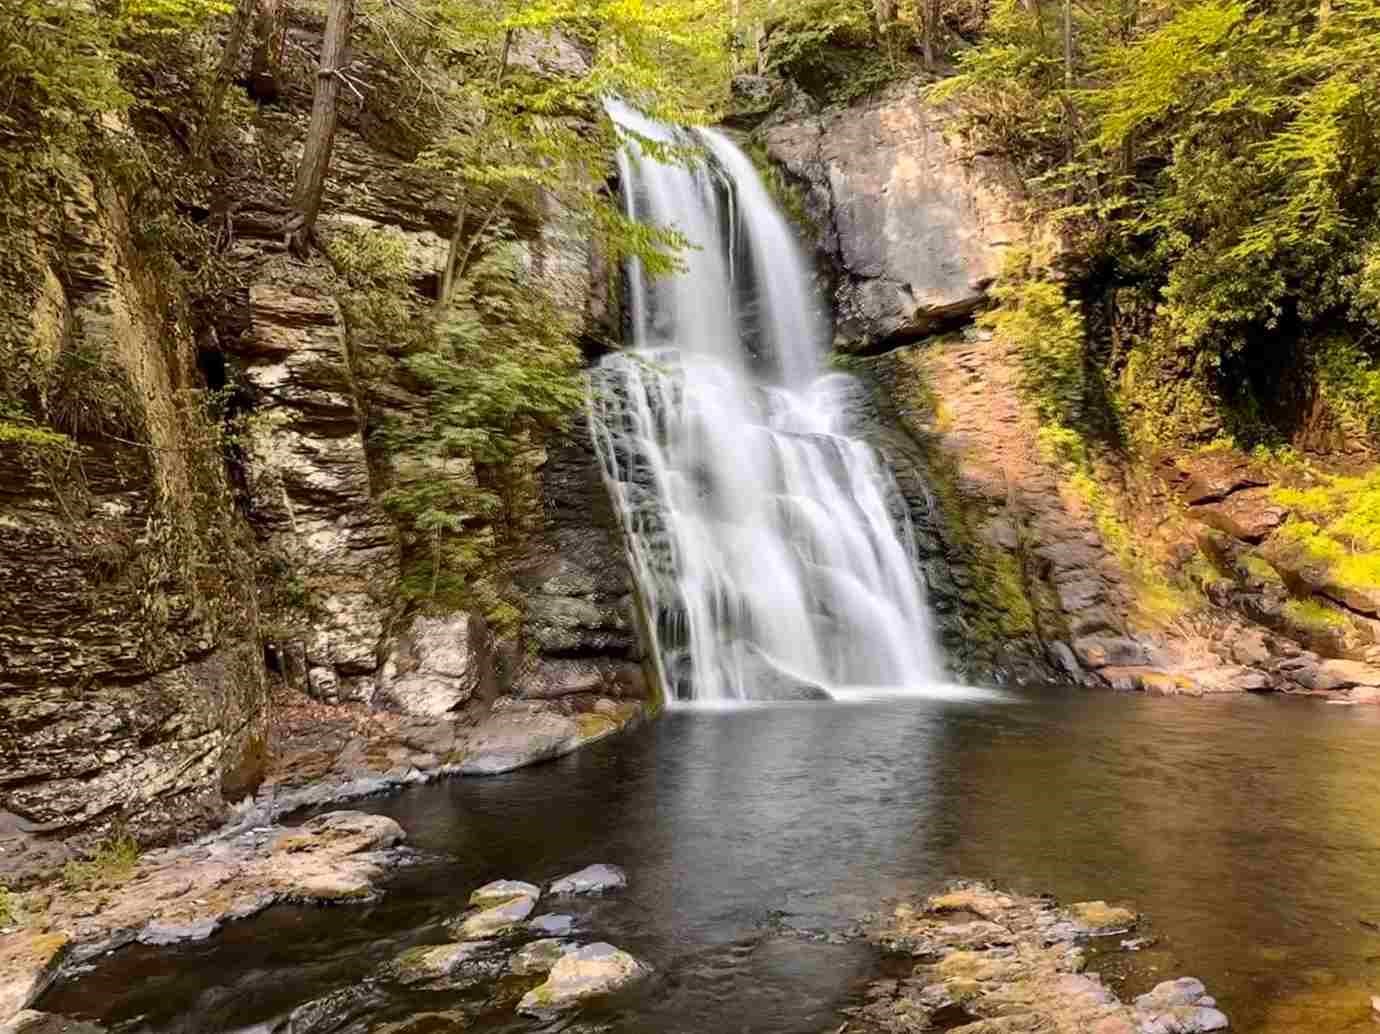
[762, 82, 1034, 352]
[0, 18, 650, 884]
[1, 178, 267, 883]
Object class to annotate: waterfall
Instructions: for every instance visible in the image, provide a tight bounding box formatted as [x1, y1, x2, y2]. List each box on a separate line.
[591, 101, 944, 705]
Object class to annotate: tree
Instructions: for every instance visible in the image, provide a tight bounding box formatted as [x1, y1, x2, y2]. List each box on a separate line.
[250, 0, 287, 102]
[197, 0, 257, 156]
[293, 0, 354, 243]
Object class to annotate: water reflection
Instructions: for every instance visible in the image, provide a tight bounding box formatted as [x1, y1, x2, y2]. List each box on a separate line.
[41, 690, 1380, 1034]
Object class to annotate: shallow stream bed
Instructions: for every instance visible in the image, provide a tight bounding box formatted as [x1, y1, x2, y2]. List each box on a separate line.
[43, 686, 1380, 1032]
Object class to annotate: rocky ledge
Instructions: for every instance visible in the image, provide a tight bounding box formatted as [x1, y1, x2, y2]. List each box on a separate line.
[0, 811, 409, 1024]
[843, 882, 1228, 1034]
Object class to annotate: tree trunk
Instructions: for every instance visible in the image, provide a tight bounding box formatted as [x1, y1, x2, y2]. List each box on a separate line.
[919, 0, 940, 71]
[292, 0, 354, 244]
[196, 0, 256, 157]
[874, 0, 897, 46]
[249, 0, 286, 103]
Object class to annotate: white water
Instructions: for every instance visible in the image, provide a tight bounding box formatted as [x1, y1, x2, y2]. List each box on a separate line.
[591, 102, 944, 705]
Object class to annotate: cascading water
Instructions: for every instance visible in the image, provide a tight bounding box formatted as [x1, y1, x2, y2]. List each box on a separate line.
[591, 101, 944, 705]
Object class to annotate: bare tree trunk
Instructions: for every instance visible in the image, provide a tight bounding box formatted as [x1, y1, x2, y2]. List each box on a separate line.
[292, 0, 354, 246]
[918, 0, 940, 71]
[249, 0, 286, 103]
[874, 0, 897, 48]
[197, 0, 256, 157]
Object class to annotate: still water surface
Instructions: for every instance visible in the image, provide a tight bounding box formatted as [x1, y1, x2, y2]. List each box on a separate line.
[45, 687, 1380, 1032]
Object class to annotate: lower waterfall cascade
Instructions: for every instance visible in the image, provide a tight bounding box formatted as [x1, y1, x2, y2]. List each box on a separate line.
[590, 101, 945, 705]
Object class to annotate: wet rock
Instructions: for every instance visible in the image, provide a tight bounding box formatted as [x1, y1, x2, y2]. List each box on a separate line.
[272, 984, 386, 1034]
[1069, 901, 1138, 935]
[385, 941, 506, 989]
[377, 613, 488, 716]
[550, 864, 628, 896]
[0, 810, 407, 1018]
[1371, 994, 1380, 1018]
[530, 913, 577, 936]
[469, 879, 540, 909]
[1074, 636, 1151, 670]
[450, 895, 536, 939]
[458, 703, 639, 776]
[1121, 936, 1159, 952]
[510, 938, 575, 976]
[1133, 977, 1230, 1033]
[516, 942, 650, 1016]
[739, 645, 831, 701]
[1, 1012, 106, 1034]
[846, 883, 1221, 1034]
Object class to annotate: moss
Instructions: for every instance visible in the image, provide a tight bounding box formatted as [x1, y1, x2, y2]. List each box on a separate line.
[575, 713, 619, 741]
[1271, 469, 1380, 593]
[61, 833, 140, 892]
[0, 885, 13, 926]
[1282, 597, 1348, 633]
[1239, 553, 1285, 586]
[742, 138, 816, 239]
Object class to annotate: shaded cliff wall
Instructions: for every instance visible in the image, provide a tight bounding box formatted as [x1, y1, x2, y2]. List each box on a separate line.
[0, 18, 650, 884]
[1, 174, 267, 883]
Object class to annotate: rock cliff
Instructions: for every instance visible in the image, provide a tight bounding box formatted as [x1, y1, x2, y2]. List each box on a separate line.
[0, 15, 651, 885]
[759, 75, 1380, 696]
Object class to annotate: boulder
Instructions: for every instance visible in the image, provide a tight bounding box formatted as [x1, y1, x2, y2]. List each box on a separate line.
[1188, 487, 1289, 543]
[1069, 901, 1138, 935]
[530, 914, 577, 936]
[509, 938, 574, 977]
[516, 943, 650, 1016]
[377, 614, 488, 716]
[1171, 452, 1270, 506]
[468, 879, 539, 910]
[450, 895, 535, 940]
[550, 864, 628, 896]
[385, 941, 505, 989]
[1073, 636, 1151, 670]
[1133, 977, 1229, 1033]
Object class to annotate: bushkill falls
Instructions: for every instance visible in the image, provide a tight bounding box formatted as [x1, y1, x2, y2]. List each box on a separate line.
[5, 5, 1380, 1034]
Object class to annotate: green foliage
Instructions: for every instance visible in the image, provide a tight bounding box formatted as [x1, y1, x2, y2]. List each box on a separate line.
[1312, 335, 1380, 439]
[0, 885, 13, 927]
[377, 232, 584, 632]
[62, 833, 141, 892]
[937, 0, 1380, 447]
[1281, 597, 1348, 633]
[763, 0, 900, 103]
[1273, 468, 1380, 592]
[982, 250, 1087, 427]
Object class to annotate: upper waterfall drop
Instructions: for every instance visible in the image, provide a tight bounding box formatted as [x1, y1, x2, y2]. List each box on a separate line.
[592, 101, 944, 705]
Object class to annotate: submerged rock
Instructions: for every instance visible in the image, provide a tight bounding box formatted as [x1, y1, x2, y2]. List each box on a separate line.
[510, 938, 574, 976]
[450, 895, 535, 939]
[1069, 900, 1139, 935]
[516, 942, 650, 1016]
[530, 913, 577, 936]
[1133, 977, 1230, 1033]
[385, 941, 505, 989]
[469, 879, 540, 909]
[550, 864, 627, 896]
[0, 1013, 106, 1034]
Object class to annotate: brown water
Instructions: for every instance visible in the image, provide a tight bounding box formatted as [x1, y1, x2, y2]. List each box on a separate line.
[42, 686, 1380, 1032]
